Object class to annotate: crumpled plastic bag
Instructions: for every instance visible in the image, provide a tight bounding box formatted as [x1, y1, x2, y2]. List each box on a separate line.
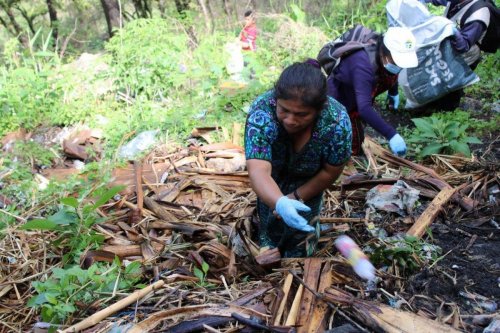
[366, 180, 420, 215]
[118, 130, 159, 160]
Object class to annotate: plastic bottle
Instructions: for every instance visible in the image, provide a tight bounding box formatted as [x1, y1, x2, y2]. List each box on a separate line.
[335, 235, 375, 281]
[118, 130, 159, 160]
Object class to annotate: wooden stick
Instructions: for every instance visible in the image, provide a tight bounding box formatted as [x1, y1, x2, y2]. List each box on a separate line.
[319, 217, 365, 224]
[297, 259, 322, 332]
[203, 324, 222, 333]
[309, 262, 332, 333]
[60, 280, 165, 332]
[285, 284, 303, 326]
[407, 187, 457, 238]
[274, 273, 293, 325]
[134, 161, 144, 212]
[361, 303, 462, 333]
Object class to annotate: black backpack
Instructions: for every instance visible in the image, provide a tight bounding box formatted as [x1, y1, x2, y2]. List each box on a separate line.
[317, 25, 380, 76]
[460, 0, 500, 53]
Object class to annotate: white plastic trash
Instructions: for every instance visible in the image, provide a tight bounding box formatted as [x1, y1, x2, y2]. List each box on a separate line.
[118, 130, 159, 160]
[224, 41, 244, 82]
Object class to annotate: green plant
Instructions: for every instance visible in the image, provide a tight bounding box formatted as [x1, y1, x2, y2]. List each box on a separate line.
[193, 260, 210, 285]
[105, 18, 191, 99]
[21, 185, 124, 265]
[28, 259, 142, 325]
[0, 31, 64, 137]
[370, 235, 441, 275]
[288, 4, 306, 23]
[193, 260, 216, 288]
[466, 52, 500, 101]
[11, 141, 59, 168]
[408, 115, 482, 158]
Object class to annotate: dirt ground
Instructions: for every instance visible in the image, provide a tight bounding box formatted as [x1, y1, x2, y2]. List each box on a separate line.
[359, 99, 500, 332]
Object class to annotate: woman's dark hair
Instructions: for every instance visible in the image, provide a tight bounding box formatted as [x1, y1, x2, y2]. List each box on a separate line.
[274, 61, 327, 111]
[244, 10, 253, 17]
[379, 35, 391, 62]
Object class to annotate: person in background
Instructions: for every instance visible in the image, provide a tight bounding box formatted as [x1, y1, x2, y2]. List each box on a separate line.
[420, 0, 492, 110]
[244, 62, 352, 257]
[325, 26, 418, 157]
[239, 10, 257, 51]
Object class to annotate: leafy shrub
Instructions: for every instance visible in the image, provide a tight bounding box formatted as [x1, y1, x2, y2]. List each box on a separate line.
[319, 0, 388, 36]
[371, 235, 441, 275]
[467, 52, 500, 101]
[436, 110, 500, 136]
[408, 115, 482, 158]
[105, 18, 191, 98]
[11, 140, 58, 168]
[28, 260, 142, 324]
[22, 185, 144, 325]
[0, 65, 62, 135]
[21, 185, 124, 264]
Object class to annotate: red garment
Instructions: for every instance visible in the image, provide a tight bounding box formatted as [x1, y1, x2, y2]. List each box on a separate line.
[240, 23, 257, 51]
[349, 113, 365, 156]
[372, 68, 398, 101]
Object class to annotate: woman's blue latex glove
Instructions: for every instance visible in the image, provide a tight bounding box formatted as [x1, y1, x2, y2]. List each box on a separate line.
[275, 196, 314, 232]
[386, 93, 400, 111]
[389, 134, 407, 157]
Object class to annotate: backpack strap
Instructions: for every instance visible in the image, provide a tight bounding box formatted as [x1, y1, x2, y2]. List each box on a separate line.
[460, 0, 490, 27]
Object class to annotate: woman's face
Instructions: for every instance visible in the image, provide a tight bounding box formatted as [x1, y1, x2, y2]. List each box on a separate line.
[276, 98, 319, 135]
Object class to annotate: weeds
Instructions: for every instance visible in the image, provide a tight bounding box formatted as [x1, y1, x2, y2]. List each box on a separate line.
[21, 185, 124, 265]
[21, 185, 143, 326]
[28, 259, 142, 325]
[193, 260, 212, 288]
[370, 235, 442, 276]
[408, 115, 482, 158]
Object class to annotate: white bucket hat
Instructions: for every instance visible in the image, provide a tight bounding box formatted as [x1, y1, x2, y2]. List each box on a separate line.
[383, 27, 418, 68]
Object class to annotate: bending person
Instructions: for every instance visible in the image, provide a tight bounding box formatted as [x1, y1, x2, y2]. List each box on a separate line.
[324, 26, 418, 156]
[244, 62, 352, 257]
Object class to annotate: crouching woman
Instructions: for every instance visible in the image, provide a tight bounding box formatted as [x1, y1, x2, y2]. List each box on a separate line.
[245, 62, 352, 257]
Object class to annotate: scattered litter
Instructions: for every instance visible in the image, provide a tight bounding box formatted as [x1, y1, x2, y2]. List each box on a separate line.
[479, 301, 498, 313]
[335, 235, 375, 281]
[366, 180, 420, 215]
[2, 133, 498, 332]
[490, 219, 499, 230]
[34, 174, 50, 190]
[118, 130, 159, 160]
[73, 160, 85, 170]
[193, 109, 208, 120]
[484, 319, 500, 333]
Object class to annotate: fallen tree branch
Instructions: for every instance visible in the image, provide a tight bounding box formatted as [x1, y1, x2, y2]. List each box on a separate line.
[60, 280, 165, 332]
[407, 187, 457, 238]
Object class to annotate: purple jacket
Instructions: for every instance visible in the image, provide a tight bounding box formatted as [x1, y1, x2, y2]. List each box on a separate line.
[327, 49, 397, 140]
